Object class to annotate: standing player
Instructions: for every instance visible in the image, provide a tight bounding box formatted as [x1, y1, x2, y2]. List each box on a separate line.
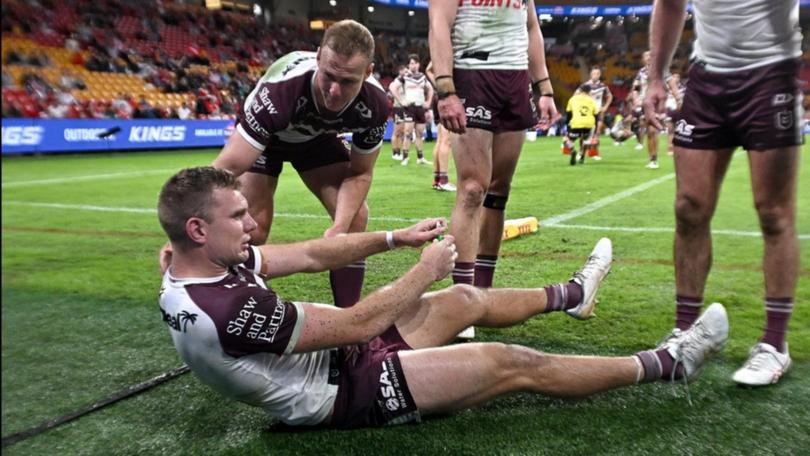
[631, 50, 679, 169]
[645, 0, 802, 386]
[564, 84, 598, 166]
[429, 0, 558, 340]
[426, 61, 457, 192]
[389, 55, 434, 166]
[584, 66, 614, 160]
[663, 72, 686, 156]
[389, 65, 408, 161]
[163, 20, 390, 310]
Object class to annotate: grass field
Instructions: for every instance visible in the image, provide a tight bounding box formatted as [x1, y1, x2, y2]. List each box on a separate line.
[2, 136, 809, 455]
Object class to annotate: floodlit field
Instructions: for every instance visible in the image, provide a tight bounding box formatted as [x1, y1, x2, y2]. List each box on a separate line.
[2, 137, 809, 455]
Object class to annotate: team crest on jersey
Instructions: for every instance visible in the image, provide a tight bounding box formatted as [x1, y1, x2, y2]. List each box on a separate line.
[355, 101, 372, 119]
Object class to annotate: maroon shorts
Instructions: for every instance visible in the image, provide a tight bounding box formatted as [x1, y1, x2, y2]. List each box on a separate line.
[393, 107, 407, 124]
[405, 105, 426, 124]
[454, 68, 535, 132]
[330, 326, 419, 429]
[674, 58, 804, 150]
[248, 135, 350, 177]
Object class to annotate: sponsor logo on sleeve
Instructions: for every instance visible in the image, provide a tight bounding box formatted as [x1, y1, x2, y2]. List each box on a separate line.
[244, 111, 270, 138]
[161, 308, 198, 332]
[225, 295, 286, 343]
[354, 101, 372, 119]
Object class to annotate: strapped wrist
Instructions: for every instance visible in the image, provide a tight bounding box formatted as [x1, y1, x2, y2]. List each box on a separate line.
[385, 231, 396, 250]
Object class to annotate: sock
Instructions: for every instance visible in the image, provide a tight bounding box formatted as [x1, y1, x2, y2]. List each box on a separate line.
[433, 171, 441, 186]
[762, 297, 793, 352]
[634, 348, 683, 383]
[402, 151, 409, 160]
[393, 148, 400, 157]
[675, 295, 703, 330]
[417, 149, 424, 159]
[439, 173, 449, 185]
[542, 282, 583, 313]
[452, 261, 474, 285]
[329, 261, 365, 308]
[473, 255, 497, 288]
[650, 154, 658, 163]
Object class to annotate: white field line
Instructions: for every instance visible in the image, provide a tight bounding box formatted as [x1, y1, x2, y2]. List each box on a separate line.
[3, 201, 809, 240]
[2, 169, 177, 189]
[541, 173, 676, 226]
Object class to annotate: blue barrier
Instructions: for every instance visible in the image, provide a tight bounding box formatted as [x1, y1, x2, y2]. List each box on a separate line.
[1, 118, 408, 155]
[1, 119, 236, 155]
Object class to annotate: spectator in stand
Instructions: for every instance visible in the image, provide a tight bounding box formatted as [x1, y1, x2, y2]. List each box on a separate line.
[176, 101, 193, 120]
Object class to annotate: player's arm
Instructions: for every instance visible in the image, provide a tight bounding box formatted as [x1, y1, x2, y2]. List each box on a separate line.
[527, 0, 557, 129]
[324, 146, 379, 237]
[666, 76, 681, 106]
[603, 87, 614, 113]
[259, 218, 447, 278]
[211, 131, 263, 176]
[292, 237, 457, 352]
[388, 78, 406, 106]
[644, 0, 687, 129]
[423, 80, 434, 109]
[428, 0, 465, 133]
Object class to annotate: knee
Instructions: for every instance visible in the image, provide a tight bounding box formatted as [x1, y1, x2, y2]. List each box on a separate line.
[674, 193, 712, 232]
[458, 180, 487, 209]
[754, 203, 794, 238]
[449, 284, 488, 320]
[484, 343, 545, 377]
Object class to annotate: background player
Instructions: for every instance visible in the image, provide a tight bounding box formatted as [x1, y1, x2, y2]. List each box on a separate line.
[389, 54, 434, 166]
[389, 65, 408, 161]
[584, 66, 613, 160]
[564, 84, 598, 166]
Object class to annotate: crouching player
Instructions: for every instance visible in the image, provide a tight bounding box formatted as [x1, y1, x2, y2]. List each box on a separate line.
[157, 166, 729, 428]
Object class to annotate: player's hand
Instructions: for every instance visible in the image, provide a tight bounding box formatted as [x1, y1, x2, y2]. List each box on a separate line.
[394, 218, 447, 247]
[534, 95, 559, 132]
[159, 241, 173, 275]
[418, 235, 457, 281]
[438, 95, 466, 134]
[643, 79, 667, 131]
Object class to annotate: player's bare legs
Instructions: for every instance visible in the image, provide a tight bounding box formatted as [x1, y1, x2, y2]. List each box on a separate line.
[476, 130, 523, 287]
[392, 122, 405, 160]
[450, 128, 494, 285]
[238, 172, 280, 244]
[300, 162, 369, 308]
[747, 147, 800, 299]
[672, 146, 735, 328]
[414, 123, 428, 164]
[400, 344, 639, 414]
[432, 124, 454, 190]
[401, 121, 415, 165]
[645, 120, 660, 168]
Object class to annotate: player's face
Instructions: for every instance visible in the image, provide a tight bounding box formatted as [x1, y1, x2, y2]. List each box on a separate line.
[398, 66, 407, 77]
[315, 45, 372, 113]
[205, 188, 257, 267]
[408, 59, 419, 73]
[590, 68, 601, 81]
[642, 51, 651, 66]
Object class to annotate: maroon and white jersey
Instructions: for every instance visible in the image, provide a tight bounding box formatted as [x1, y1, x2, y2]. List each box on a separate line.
[451, 0, 529, 70]
[158, 246, 336, 426]
[400, 71, 429, 107]
[237, 51, 390, 154]
[587, 80, 611, 111]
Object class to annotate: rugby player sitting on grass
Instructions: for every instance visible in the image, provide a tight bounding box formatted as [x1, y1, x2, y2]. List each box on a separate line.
[157, 166, 729, 428]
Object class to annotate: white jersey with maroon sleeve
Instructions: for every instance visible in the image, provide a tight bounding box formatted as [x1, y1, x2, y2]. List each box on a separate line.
[158, 246, 336, 426]
[237, 51, 390, 154]
[692, 0, 802, 72]
[401, 71, 429, 106]
[588, 80, 611, 111]
[451, 0, 529, 70]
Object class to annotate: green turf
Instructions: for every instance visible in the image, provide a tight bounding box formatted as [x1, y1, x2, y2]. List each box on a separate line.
[2, 137, 809, 455]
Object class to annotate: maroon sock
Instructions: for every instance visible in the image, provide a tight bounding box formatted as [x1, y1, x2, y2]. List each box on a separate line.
[329, 261, 365, 308]
[452, 262, 474, 285]
[542, 282, 583, 313]
[433, 172, 440, 185]
[675, 295, 703, 330]
[635, 348, 684, 383]
[762, 297, 793, 352]
[440, 173, 449, 185]
[402, 151, 409, 160]
[392, 148, 400, 157]
[473, 255, 497, 288]
[416, 149, 424, 159]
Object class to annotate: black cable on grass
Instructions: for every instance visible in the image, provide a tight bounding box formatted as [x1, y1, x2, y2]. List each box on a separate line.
[1, 365, 190, 448]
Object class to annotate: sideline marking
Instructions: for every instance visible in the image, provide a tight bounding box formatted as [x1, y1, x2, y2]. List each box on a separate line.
[541, 173, 675, 226]
[2, 169, 176, 188]
[4, 201, 808, 240]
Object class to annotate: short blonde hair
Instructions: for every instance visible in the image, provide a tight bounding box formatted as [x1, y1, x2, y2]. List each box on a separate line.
[321, 19, 375, 62]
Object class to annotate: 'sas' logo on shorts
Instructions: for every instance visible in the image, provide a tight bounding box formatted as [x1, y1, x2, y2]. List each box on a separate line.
[465, 106, 492, 120]
[674, 119, 694, 137]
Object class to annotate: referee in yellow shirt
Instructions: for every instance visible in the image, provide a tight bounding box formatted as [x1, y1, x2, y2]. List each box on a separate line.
[565, 84, 598, 165]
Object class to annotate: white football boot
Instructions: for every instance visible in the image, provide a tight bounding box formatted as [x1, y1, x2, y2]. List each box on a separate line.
[660, 303, 729, 381]
[566, 238, 612, 320]
[732, 342, 791, 386]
